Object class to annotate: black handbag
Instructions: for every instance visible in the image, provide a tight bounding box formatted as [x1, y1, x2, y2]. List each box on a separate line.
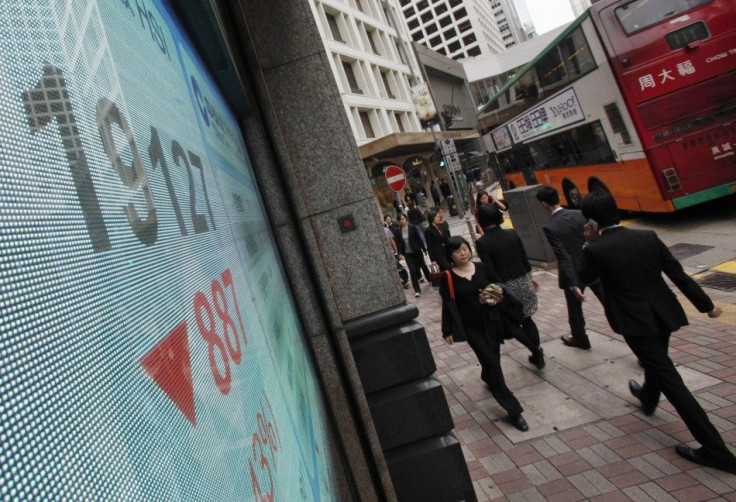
[429, 263, 444, 288]
[444, 270, 467, 342]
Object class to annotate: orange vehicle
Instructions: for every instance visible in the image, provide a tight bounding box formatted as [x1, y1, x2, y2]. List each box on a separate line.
[479, 0, 736, 212]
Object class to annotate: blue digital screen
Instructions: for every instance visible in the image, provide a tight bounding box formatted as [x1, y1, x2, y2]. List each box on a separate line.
[0, 1, 339, 499]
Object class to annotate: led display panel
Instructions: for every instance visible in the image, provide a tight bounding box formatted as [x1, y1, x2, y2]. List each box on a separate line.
[0, 1, 340, 499]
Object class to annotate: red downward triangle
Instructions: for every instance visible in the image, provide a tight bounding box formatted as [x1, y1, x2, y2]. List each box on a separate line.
[140, 320, 196, 426]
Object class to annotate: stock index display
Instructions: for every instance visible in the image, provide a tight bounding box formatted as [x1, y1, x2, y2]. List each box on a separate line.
[0, 1, 338, 500]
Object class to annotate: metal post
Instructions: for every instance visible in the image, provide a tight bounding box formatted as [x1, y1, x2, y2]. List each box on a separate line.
[430, 128, 465, 219]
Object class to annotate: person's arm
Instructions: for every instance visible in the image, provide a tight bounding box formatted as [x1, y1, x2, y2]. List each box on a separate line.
[439, 273, 455, 343]
[579, 245, 599, 285]
[389, 237, 397, 255]
[658, 233, 715, 314]
[543, 226, 579, 289]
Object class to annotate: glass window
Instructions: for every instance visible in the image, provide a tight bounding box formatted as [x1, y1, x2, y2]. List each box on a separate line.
[536, 47, 565, 88]
[560, 28, 595, 79]
[615, 0, 713, 34]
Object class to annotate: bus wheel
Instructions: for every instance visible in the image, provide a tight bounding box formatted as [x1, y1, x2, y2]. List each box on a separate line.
[588, 178, 611, 194]
[562, 179, 581, 208]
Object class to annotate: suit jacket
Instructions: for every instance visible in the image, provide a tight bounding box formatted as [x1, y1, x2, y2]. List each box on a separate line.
[579, 227, 714, 337]
[425, 222, 451, 270]
[542, 208, 587, 289]
[394, 224, 426, 255]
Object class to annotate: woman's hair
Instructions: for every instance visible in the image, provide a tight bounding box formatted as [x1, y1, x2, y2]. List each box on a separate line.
[477, 204, 503, 229]
[475, 191, 490, 206]
[580, 190, 620, 227]
[397, 213, 408, 224]
[445, 236, 472, 263]
[383, 214, 392, 222]
[427, 209, 439, 226]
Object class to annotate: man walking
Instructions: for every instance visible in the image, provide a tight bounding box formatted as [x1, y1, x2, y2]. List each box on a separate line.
[579, 190, 736, 474]
[536, 186, 603, 349]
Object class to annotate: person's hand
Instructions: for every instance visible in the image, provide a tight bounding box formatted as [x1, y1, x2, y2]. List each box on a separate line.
[583, 222, 599, 243]
[444, 335, 454, 345]
[708, 305, 723, 318]
[572, 286, 585, 301]
[532, 279, 539, 292]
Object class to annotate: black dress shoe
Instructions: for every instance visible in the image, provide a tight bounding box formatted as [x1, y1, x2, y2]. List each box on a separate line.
[528, 348, 545, 369]
[507, 414, 529, 432]
[629, 380, 656, 416]
[561, 335, 591, 350]
[675, 445, 736, 475]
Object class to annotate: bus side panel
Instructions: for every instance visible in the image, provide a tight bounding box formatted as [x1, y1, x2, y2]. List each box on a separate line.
[506, 158, 675, 212]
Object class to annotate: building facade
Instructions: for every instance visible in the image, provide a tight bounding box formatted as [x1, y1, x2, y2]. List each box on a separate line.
[308, 0, 426, 147]
[569, 0, 593, 17]
[398, 0, 527, 61]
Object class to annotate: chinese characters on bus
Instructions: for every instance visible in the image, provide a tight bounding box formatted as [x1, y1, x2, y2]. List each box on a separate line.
[639, 60, 697, 91]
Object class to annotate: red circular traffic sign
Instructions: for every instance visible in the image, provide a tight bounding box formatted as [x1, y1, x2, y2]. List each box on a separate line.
[385, 165, 406, 192]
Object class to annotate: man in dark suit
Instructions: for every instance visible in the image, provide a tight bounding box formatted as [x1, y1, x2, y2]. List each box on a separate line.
[579, 190, 736, 474]
[537, 186, 604, 349]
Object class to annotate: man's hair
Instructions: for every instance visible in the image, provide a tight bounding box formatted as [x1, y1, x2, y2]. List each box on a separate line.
[477, 204, 503, 229]
[445, 236, 472, 263]
[535, 185, 560, 206]
[580, 190, 620, 227]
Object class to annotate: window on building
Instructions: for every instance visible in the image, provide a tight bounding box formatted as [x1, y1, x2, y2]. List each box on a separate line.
[437, 46, 447, 55]
[467, 46, 482, 57]
[455, 7, 467, 18]
[457, 20, 471, 32]
[426, 23, 438, 34]
[395, 113, 406, 132]
[463, 33, 477, 45]
[359, 111, 375, 138]
[429, 35, 442, 46]
[435, 4, 448, 15]
[367, 30, 380, 54]
[408, 18, 420, 30]
[439, 16, 452, 27]
[449, 0, 462, 7]
[421, 11, 434, 23]
[381, 72, 396, 99]
[342, 61, 363, 94]
[448, 40, 461, 52]
[326, 13, 344, 43]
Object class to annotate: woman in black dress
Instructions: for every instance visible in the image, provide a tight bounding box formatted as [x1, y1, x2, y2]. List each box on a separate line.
[439, 236, 530, 432]
[475, 205, 545, 370]
[425, 208, 452, 271]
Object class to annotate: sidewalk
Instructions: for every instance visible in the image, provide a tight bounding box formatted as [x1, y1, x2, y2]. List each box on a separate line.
[409, 218, 736, 501]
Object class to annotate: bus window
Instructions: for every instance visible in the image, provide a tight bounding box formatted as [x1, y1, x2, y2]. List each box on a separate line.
[560, 28, 595, 80]
[615, 0, 713, 34]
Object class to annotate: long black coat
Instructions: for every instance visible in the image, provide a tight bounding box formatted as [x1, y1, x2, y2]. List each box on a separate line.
[394, 224, 426, 255]
[579, 227, 713, 337]
[425, 222, 451, 270]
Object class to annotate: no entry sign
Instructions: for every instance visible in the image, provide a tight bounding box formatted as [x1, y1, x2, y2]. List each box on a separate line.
[385, 165, 406, 192]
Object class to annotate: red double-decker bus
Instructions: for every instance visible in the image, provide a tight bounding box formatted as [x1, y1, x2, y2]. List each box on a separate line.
[480, 0, 736, 212]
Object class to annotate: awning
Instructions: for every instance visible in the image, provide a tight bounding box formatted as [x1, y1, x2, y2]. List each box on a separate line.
[358, 130, 480, 160]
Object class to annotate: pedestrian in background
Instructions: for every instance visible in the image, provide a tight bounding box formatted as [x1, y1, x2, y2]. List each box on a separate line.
[430, 181, 441, 208]
[425, 208, 452, 271]
[474, 190, 508, 236]
[439, 236, 530, 432]
[536, 185, 604, 350]
[395, 214, 430, 298]
[475, 205, 545, 370]
[579, 190, 736, 474]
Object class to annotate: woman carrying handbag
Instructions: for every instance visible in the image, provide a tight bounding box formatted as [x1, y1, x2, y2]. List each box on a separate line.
[439, 236, 531, 432]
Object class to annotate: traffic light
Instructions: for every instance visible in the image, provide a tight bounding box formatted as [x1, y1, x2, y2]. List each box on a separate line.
[434, 147, 445, 168]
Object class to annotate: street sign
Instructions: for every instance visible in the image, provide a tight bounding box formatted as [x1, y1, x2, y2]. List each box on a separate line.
[446, 152, 462, 172]
[440, 138, 457, 155]
[385, 165, 407, 192]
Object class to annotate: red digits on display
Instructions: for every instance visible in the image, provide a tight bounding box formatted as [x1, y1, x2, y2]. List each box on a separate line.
[211, 279, 241, 364]
[249, 432, 275, 502]
[195, 269, 248, 394]
[194, 291, 231, 394]
[250, 392, 280, 502]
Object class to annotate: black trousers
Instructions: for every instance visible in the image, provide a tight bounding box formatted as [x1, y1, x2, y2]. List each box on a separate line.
[564, 280, 604, 343]
[516, 317, 541, 354]
[405, 252, 429, 293]
[624, 331, 731, 456]
[467, 326, 523, 417]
